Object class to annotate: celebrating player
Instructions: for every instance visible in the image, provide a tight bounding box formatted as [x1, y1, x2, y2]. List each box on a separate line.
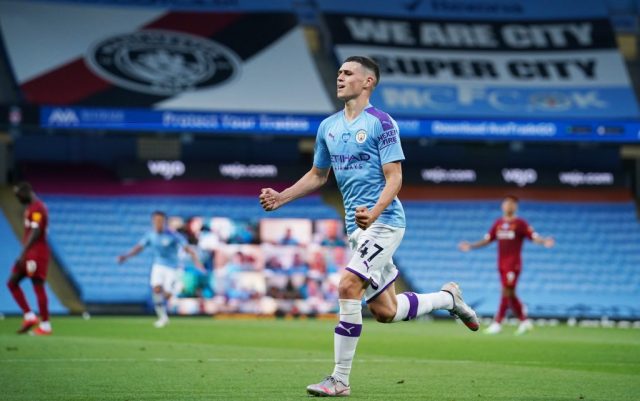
[117, 211, 205, 328]
[458, 196, 554, 335]
[7, 182, 53, 335]
[260, 56, 479, 397]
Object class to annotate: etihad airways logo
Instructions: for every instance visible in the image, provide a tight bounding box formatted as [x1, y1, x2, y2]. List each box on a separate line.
[331, 153, 371, 171]
[331, 153, 371, 163]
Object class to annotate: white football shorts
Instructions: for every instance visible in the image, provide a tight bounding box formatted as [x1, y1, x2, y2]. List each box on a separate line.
[150, 263, 180, 294]
[346, 222, 405, 303]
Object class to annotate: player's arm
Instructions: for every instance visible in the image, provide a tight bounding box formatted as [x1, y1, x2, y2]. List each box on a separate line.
[260, 166, 330, 212]
[183, 245, 206, 273]
[531, 233, 555, 248]
[16, 226, 42, 264]
[458, 237, 492, 252]
[355, 161, 402, 230]
[117, 244, 144, 264]
[459, 221, 496, 252]
[524, 222, 554, 248]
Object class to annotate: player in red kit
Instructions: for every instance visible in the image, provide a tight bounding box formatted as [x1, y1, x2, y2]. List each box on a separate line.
[6, 182, 53, 335]
[459, 196, 554, 335]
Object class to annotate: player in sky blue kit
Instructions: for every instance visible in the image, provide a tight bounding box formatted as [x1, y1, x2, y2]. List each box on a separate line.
[259, 56, 480, 397]
[118, 211, 205, 328]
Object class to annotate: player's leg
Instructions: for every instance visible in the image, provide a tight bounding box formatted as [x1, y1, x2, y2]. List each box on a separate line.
[159, 266, 180, 326]
[486, 271, 512, 334]
[7, 269, 38, 333]
[367, 277, 479, 331]
[31, 277, 52, 335]
[307, 270, 365, 397]
[309, 224, 409, 397]
[367, 280, 452, 323]
[150, 264, 169, 327]
[509, 271, 532, 335]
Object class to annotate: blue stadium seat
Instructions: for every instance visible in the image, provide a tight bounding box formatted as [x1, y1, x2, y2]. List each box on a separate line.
[43, 195, 339, 304]
[397, 200, 640, 319]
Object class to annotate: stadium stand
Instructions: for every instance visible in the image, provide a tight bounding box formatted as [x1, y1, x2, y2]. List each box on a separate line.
[397, 200, 640, 319]
[43, 194, 339, 304]
[0, 210, 67, 314]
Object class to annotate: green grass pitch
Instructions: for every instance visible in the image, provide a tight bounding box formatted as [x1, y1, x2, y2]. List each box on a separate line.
[1, 316, 639, 400]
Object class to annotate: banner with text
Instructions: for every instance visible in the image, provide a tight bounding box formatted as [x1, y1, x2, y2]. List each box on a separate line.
[320, 0, 639, 119]
[405, 166, 626, 187]
[40, 106, 640, 142]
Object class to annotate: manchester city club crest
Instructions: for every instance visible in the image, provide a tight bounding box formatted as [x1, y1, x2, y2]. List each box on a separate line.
[355, 129, 367, 144]
[86, 29, 242, 95]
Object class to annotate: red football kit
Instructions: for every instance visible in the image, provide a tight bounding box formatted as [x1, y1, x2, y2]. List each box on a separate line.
[13, 200, 50, 280]
[486, 217, 536, 288]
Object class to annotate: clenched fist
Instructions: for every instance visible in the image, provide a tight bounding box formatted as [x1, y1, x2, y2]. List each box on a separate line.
[259, 188, 282, 211]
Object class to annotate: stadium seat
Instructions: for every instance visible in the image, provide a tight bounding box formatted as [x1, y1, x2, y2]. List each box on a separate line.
[43, 195, 339, 304]
[396, 200, 640, 319]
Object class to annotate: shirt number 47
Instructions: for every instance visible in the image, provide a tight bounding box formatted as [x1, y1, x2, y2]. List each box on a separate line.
[357, 239, 384, 269]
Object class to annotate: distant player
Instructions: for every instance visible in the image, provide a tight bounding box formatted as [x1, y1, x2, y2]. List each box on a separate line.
[459, 196, 554, 335]
[117, 211, 205, 328]
[7, 182, 52, 335]
[260, 56, 479, 397]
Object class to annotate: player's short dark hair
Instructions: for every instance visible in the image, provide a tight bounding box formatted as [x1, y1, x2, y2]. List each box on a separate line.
[344, 56, 380, 86]
[504, 195, 519, 203]
[14, 181, 32, 195]
[152, 210, 167, 218]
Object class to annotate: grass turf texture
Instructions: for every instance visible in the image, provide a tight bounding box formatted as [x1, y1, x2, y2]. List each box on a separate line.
[1, 317, 639, 400]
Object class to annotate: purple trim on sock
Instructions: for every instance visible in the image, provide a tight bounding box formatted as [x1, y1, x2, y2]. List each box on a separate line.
[402, 292, 418, 321]
[334, 321, 362, 337]
[345, 267, 369, 282]
[365, 270, 399, 303]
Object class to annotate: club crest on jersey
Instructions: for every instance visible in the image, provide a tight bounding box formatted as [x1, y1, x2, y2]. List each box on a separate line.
[86, 30, 241, 95]
[341, 132, 350, 143]
[355, 130, 367, 144]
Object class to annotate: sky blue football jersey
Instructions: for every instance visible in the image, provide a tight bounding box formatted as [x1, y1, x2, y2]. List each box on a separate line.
[313, 104, 406, 234]
[138, 229, 187, 268]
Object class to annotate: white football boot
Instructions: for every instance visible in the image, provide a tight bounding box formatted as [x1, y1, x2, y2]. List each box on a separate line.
[484, 322, 502, 335]
[306, 376, 351, 397]
[515, 319, 533, 336]
[441, 282, 480, 331]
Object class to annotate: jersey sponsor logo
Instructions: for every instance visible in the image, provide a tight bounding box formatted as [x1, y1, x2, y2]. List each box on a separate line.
[328, 132, 335, 141]
[86, 30, 241, 96]
[379, 128, 399, 149]
[331, 153, 371, 171]
[330, 153, 371, 163]
[355, 129, 367, 143]
[497, 229, 516, 240]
